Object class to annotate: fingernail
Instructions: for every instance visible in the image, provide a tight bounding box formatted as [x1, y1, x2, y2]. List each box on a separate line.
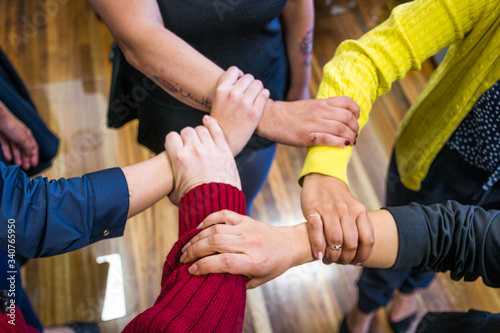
[180, 252, 187, 263]
[354, 263, 361, 266]
[196, 222, 204, 229]
[181, 242, 191, 253]
[317, 252, 323, 261]
[203, 115, 209, 121]
[344, 140, 350, 146]
[188, 264, 198, 274]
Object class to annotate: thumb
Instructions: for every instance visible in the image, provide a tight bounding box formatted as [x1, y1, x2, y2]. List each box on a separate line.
[303, 209, 326, 261]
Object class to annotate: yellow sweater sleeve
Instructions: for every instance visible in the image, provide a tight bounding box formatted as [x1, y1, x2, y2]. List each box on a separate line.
[300, 0, 487, 185]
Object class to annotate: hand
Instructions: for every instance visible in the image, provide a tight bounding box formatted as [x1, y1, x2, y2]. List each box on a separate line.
[301, 173, 374, 265]
[0, 102, 39, 170]
[210, 66, 270, 156]
[257, 96, 360, 148]
[164, 115, 241, 205]
[179, 210, 312, 289]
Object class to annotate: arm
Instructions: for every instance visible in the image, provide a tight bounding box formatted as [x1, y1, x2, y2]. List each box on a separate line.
[0, 152, 172, 258]
[89, 0, 359, 148]
[181, 201, 500, 288]
[0, 67, 266, 259]
[281, 0, 314, 101]
[123, 117, 247, 332]
[301, 0, 494, 265]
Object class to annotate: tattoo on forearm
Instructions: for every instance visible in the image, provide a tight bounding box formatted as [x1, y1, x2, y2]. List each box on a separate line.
[153, 75, 212, 109]
[299, 28, 314, 67]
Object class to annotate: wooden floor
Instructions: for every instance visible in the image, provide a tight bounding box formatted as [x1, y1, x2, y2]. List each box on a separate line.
[2, 0, 500, 332]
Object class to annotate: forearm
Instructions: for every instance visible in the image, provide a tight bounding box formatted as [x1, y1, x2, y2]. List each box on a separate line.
[123, 183, 247, 332]
[122, 151, 173, 218]
[89, 0, 223, 112]
[289, 209, 398, 268]
[292, 201, 500, 288]
[0, 164, 129, 258]
[281, 0, 314, 100]
[301, 0, 490, 181]
[387, 202, 500, 288]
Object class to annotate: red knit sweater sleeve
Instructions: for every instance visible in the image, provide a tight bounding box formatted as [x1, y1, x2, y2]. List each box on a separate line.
[0, 306, 39, 333]
[123, 183, 247, 332]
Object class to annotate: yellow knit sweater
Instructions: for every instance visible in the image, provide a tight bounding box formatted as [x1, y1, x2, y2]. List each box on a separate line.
[301, 0, 500, 191]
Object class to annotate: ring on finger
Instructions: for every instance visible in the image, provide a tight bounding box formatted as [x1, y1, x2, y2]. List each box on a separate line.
[306, 213, 321, 220]
[329, 244, 342, 251]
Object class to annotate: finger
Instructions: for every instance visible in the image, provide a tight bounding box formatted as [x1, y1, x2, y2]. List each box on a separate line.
[164, 131, 184, 159]
[182, 233, 243, 264]
[29, 139, 39, 167]
[243, 79, 264, 102]
[194, 125, 214, 146]
[323, 216, 343, 265]
[352, 212, 375, 264]
[202, 115, 230, 151]
[186, 223, 242, 250]
[232, 74, 256, 95]
[336, 214, 359, 265]
[308, 133, 354, 148]
[12, 146, 22, 167]
[218, 66, 244, 88]
[199, 210, 246, 229]
[254, 88, 270, 109]
[188, 253, 252, 277]
[325, 107, 360, 139]
[21, 151, 31, 170]
[325, 96, 360, 119]
[321, 116, 358, 145]
[0, 135, 12, 161]
[305, 212, 325, 260]
[179, 126, 200, 145]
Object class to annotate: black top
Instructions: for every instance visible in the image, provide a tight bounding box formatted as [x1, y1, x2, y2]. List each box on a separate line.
[108, 0, 289, 154]
[387, 201, 500, 288]
[447, 80, 500, 192]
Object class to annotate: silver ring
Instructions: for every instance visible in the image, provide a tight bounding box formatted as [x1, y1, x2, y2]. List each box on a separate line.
[306, 213, 321, 220]
[330, 244, 342, 251]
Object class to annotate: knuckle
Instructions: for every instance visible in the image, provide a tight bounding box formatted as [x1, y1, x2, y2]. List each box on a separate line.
[212, 224, 224, 234]
[220, 254, 233, 269]
[335, 202, 349, 215]
[243, 73, 254, 81]
[210, 234, 225, 246]
[239, 98, 252, 111]
[220, 210, 231, 221]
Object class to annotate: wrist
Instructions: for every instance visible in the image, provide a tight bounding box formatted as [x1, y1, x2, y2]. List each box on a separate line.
[289, 223, 315, 267]
[256, 98, 279, 137]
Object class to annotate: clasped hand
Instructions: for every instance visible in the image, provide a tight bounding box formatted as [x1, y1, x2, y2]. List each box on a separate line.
[0, 101, 39, 170]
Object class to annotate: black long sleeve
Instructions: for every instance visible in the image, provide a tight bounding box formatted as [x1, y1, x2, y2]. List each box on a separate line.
[386, 201, 500, 288]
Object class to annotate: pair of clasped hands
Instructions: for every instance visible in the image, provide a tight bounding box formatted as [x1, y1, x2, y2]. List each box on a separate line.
[165, 66, 374, 288]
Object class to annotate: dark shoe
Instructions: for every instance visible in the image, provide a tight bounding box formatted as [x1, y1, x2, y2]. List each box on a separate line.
[66, 322, 100, 333]
[388, 313, 416, 333]
[339, 316, 350, 333]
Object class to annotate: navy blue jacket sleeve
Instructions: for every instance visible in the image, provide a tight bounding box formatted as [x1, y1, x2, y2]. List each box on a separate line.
[0, 162, 129, 258]
[386, 201, 500, 288]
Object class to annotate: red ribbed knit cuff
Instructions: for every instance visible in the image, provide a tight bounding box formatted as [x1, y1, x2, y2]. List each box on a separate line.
[178, 183, 246, 237]
[122, 183, 247, 333]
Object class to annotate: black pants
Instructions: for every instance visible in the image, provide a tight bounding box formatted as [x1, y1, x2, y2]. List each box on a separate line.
[357, 145, 500, 313]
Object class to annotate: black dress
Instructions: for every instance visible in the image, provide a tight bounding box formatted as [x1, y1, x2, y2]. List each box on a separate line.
[107, 0, 289, 210]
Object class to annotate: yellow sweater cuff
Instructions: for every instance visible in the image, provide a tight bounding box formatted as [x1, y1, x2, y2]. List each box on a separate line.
[299, 146, 352, 186]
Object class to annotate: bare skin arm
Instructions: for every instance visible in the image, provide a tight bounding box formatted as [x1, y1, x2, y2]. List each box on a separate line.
[281, 0, 314, 101]
[179, 209, 396, 288]
[89, 0, 360, 148]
